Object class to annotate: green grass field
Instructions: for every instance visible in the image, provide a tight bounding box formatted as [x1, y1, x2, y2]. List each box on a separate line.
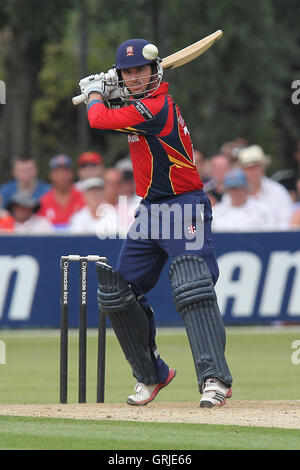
[1, 415, 300, 450]
[0, 327, 300, 450]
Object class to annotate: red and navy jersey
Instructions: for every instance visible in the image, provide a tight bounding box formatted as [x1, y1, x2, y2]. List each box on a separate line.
[87, 82, 203, 201]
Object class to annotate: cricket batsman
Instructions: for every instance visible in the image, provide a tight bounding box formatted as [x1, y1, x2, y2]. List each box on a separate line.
[78, 38, 233, 407]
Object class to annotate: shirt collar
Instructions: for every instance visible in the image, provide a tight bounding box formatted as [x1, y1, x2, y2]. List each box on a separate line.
[151, 81, 169, 97]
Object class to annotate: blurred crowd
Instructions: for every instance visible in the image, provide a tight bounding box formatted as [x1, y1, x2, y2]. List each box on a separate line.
[197, 138, 300, 231]
[0, 151, 140, 236]
[0, 137, 300, 235]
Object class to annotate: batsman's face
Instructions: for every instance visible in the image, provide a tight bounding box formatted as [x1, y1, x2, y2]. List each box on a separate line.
[121, 65, 153, 95]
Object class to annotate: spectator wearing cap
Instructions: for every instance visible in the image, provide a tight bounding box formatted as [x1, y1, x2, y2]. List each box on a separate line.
[0, 156, 50, 209]
[238, 145, 293, 229]
[212, 168, 273, 232]
[115, 157, 139, 204]
[38, 154, 85, 229]
[76, 151, 105, 191]
[69, 177, 118, 235]
[6, 192, 54, 233]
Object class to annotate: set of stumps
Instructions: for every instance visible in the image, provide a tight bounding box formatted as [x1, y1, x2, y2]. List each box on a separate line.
[59, 255, 107, 404]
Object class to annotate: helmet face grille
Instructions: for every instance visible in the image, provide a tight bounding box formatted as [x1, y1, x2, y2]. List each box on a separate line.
[117, 62, 163, 101]
[115, 39, 163, 101]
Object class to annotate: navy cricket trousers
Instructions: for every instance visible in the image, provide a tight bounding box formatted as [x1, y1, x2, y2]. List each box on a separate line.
[116, 189, 219, 383]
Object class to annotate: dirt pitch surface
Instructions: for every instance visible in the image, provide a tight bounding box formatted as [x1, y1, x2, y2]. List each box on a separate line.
[1, 401, 300, 429]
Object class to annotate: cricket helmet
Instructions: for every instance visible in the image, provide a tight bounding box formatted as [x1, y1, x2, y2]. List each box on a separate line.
[114, 38, 163, 100]
[116, 39, 158, 70]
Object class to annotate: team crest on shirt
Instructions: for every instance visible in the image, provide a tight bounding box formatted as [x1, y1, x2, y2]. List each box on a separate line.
[126, 46, 134, 56]
[188, 224, 196, 234]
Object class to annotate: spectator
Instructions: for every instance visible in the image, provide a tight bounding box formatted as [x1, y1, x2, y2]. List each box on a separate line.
[203, 179, 222, 207]
[219, 138, 248, 165]
[119, 169, 140, 204]
[115, 156, 133, 174]
[238, 145, 293, 229]
[6, 192, 54, 234]
[290, 177, 300, 227]
[116, 157, 140, 199]
[69, 177, 118, 235]
[212, 168, 272, 231]
[271, 141, 300, 202]
[194, 150, 209, 180]
[295, 177, 300, 206]
[290, 208, 300, 228]
[114, 158, 141, 233]
[204, 154, 231, 201]
[103, 167, 122, 207]
[39, 154, 85, 230]
[0, 209, 14, 232]
[0, 156, 50, 208]
[75, 151, 105, 191]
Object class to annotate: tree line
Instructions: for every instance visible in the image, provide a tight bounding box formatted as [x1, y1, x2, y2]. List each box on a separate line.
[0, 0, 300, 181]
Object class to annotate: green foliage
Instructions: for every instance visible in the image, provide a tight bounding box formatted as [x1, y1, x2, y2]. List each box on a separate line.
[164, 0, 300, 165]
[2, 0, 75, 63]
[1, 0, 300, 172]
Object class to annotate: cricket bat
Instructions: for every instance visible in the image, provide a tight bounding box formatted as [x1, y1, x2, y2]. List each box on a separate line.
[72, 30, 223, 105]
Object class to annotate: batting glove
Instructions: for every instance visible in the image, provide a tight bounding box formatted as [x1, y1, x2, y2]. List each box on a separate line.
[79, 69, 119, 101]
[100, 68, 119, 100]
[79, 73, 104, 101]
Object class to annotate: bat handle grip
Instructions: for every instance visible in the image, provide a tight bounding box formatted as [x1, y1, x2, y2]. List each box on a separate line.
[72, 93, 87, 106]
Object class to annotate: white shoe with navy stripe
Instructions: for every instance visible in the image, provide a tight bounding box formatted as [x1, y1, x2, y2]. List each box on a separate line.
[200, 378, 232, 408]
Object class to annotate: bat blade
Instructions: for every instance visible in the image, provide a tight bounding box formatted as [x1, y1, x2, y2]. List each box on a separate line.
[161, 30, 223, 70]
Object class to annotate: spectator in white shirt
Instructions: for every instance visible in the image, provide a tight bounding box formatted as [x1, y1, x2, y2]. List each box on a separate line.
[6, 192, 54, 234]
[212, 168, 273, 232]
[69, 177, 118, 235]
[238, 145, 293, 229]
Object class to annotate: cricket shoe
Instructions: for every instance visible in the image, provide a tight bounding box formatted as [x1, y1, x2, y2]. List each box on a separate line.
[200, 378, 232, 408]
[126, 368, 176, 406]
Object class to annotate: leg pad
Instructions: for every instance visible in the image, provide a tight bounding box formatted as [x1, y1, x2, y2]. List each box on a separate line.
[96, 262, 157, 384]
[169, 255, 232, 390]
